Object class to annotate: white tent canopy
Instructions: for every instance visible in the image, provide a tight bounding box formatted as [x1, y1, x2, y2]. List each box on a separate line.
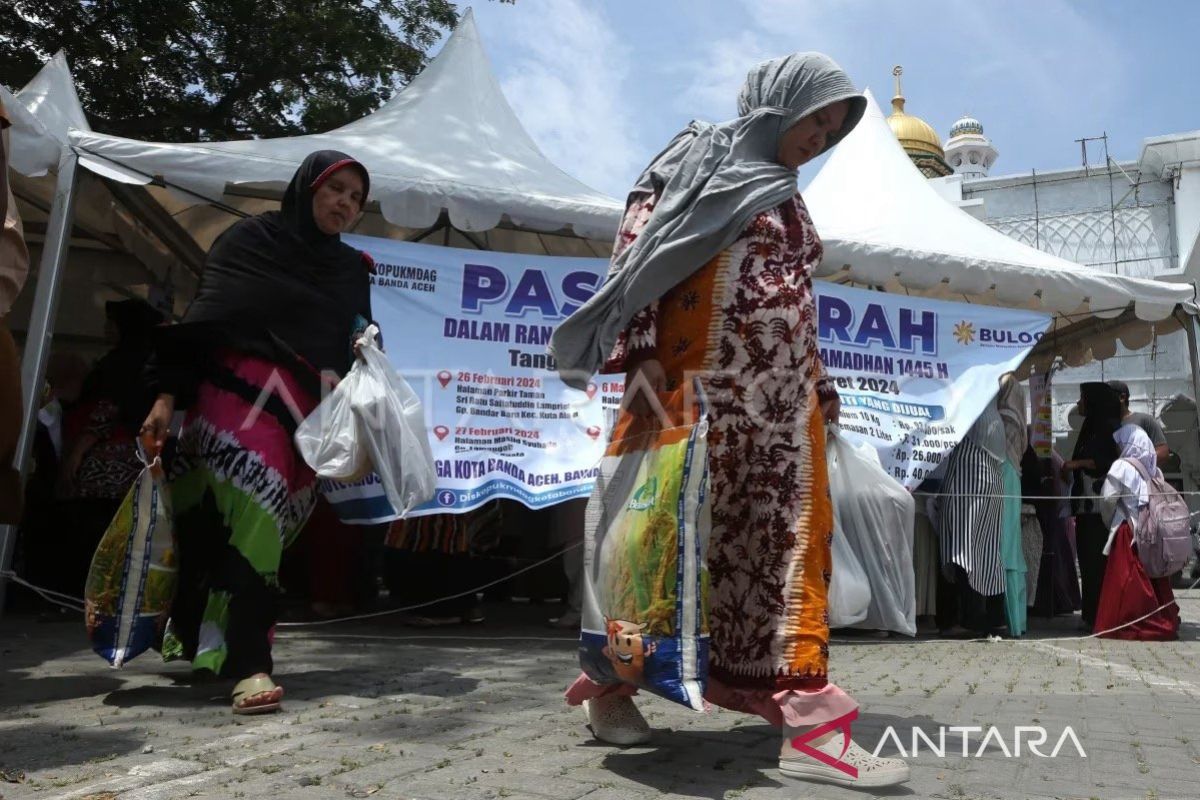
[0, 50, 87, 176]
[2, 51, 192, 320]
[803, 91, 1195, 365]
[64, 9, 621, 239]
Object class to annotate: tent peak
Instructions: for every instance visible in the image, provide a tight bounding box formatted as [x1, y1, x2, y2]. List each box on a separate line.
[802, 92, 1191, 346]
[16, 47, 90, 137]
[65, 6, 621, 237]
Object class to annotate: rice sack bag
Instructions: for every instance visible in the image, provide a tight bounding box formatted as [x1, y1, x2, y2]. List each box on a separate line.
[85, 444, 177, 667]
[580, 387, 711, 710]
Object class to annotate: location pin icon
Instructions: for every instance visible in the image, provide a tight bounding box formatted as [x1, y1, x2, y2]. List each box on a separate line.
[434, 425, 450, 441]
[437, 370, 453, 388]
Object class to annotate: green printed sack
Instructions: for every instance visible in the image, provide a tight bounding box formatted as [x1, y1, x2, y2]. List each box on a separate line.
[579, 388, 711, 710]
[85, 454, 177, 667]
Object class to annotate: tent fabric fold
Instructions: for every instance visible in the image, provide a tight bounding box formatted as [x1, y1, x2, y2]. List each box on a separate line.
[802, 91, 1194, 362]
[14, 11, 623, 239]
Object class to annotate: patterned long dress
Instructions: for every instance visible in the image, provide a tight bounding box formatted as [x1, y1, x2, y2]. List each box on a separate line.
[164, 351, 319, 679]
[568, 190, 856, 726]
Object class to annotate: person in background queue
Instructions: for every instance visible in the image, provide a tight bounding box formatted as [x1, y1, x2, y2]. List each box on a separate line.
[16, 352, 87, 607]
[937, 397, 1007, 638]
[1, 96, 31, 525]
[60, 299, 164, 518]
[1094, 424, 1180, 639]
[140, 151, 375, 715]
[550, 54, 909, 788]
[1061, 382, 1122, 631]
[1106, 380, 1169, 464]
[996, 373, 1031, 637]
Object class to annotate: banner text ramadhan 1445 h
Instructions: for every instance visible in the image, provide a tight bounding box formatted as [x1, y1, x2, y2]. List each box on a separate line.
[350, 235, 1050, 516]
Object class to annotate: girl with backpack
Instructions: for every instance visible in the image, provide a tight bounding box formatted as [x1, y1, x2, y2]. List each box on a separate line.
[1093, 425, 1181, 640]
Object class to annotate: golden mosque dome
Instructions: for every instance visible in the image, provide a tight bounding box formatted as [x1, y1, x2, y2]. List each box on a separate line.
[886, 66, 944, 158]
[885, 66, 951, 178]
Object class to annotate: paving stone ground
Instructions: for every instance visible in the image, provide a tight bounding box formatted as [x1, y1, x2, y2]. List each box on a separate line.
[2, 591, 1199, 800]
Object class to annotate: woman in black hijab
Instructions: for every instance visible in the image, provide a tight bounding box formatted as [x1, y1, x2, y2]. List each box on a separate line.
[1060, 382, 1121, 630]
[141, 151, 374, 714]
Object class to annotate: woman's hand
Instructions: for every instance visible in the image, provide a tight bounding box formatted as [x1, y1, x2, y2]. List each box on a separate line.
[140, 394, 176, 458]
[622, 358, 666, 418]
[1059, 460, 1076, 483]
[820, 393, 841, 425]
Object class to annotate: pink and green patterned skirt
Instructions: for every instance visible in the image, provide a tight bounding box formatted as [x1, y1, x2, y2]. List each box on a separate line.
[163, 350, 319, 679]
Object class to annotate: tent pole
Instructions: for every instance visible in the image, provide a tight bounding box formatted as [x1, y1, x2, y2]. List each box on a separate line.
[0, 151, 81, 615]
[1185, 307, 1200, 441]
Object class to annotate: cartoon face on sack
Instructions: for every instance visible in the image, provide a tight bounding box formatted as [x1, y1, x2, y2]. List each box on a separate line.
[603, 618, 657, 682]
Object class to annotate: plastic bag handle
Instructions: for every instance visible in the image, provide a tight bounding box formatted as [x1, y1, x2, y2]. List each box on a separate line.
[137, 432, 164, 479]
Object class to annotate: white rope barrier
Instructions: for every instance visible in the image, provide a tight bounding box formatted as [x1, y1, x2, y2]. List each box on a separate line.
[275, 542, 583, 628]
[4, 544, 1195, 644]
[0, 542, 585, 628]
[912, 489, 1200, 501]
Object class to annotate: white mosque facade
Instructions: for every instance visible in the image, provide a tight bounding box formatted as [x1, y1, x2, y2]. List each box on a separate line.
[885, 73, 1200, 462]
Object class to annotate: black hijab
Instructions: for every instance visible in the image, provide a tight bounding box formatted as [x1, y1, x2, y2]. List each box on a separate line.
[1070, 381, 1121, 513]
[156, 151, 373, 397]
[1072, 382, 1121, 469]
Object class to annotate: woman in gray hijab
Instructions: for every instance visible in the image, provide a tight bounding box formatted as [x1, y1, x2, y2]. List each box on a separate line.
[559, 54, 909, 788]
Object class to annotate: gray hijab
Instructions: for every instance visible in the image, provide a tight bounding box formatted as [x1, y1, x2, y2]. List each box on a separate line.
[967, 400, 1008, 464]
[549, 52, 865, 389]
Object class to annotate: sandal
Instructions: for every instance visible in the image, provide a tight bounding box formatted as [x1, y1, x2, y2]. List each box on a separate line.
[232, 674, 283, 715]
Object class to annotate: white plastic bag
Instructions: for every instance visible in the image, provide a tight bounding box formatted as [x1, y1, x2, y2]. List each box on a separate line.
[826, 426, 917, 636]
[829, 514, 871, 628]
[347, 326, 437, 515]
[294, 369, 370, 482]
[295, 325, 437, 515]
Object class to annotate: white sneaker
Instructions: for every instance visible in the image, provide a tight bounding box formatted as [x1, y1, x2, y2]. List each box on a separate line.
[780, 735, 910, 788]
[582, 695, 651, 746]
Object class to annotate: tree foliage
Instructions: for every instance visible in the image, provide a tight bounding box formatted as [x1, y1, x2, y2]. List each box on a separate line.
[0, 0, 480, 141]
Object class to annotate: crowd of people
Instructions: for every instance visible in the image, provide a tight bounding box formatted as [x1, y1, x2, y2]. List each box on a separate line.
[922, 378, 1181, 641]
[0, 50, 1191, 791]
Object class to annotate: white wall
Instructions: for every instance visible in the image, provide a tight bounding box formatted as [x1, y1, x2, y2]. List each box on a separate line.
[1176, 164, 1200, 277]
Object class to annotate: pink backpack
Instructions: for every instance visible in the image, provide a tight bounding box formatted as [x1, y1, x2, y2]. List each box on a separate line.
[1124, 458, 1192, 579]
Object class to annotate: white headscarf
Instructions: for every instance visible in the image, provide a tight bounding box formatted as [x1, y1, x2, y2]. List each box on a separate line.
[1116, 423, 1156, 477]
[1100, 424, 1158, 553]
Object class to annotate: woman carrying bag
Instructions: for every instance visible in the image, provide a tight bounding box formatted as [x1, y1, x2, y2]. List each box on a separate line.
[141, 151, 375, 714]
[551, 53, 908, 789]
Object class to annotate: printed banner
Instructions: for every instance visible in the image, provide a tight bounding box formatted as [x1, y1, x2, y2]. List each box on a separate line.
[1029, 370, 1054, 459]
[330, 236, 1050, 520]
[817, 287, 1050, 487]
[342, 235, 622, 520]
